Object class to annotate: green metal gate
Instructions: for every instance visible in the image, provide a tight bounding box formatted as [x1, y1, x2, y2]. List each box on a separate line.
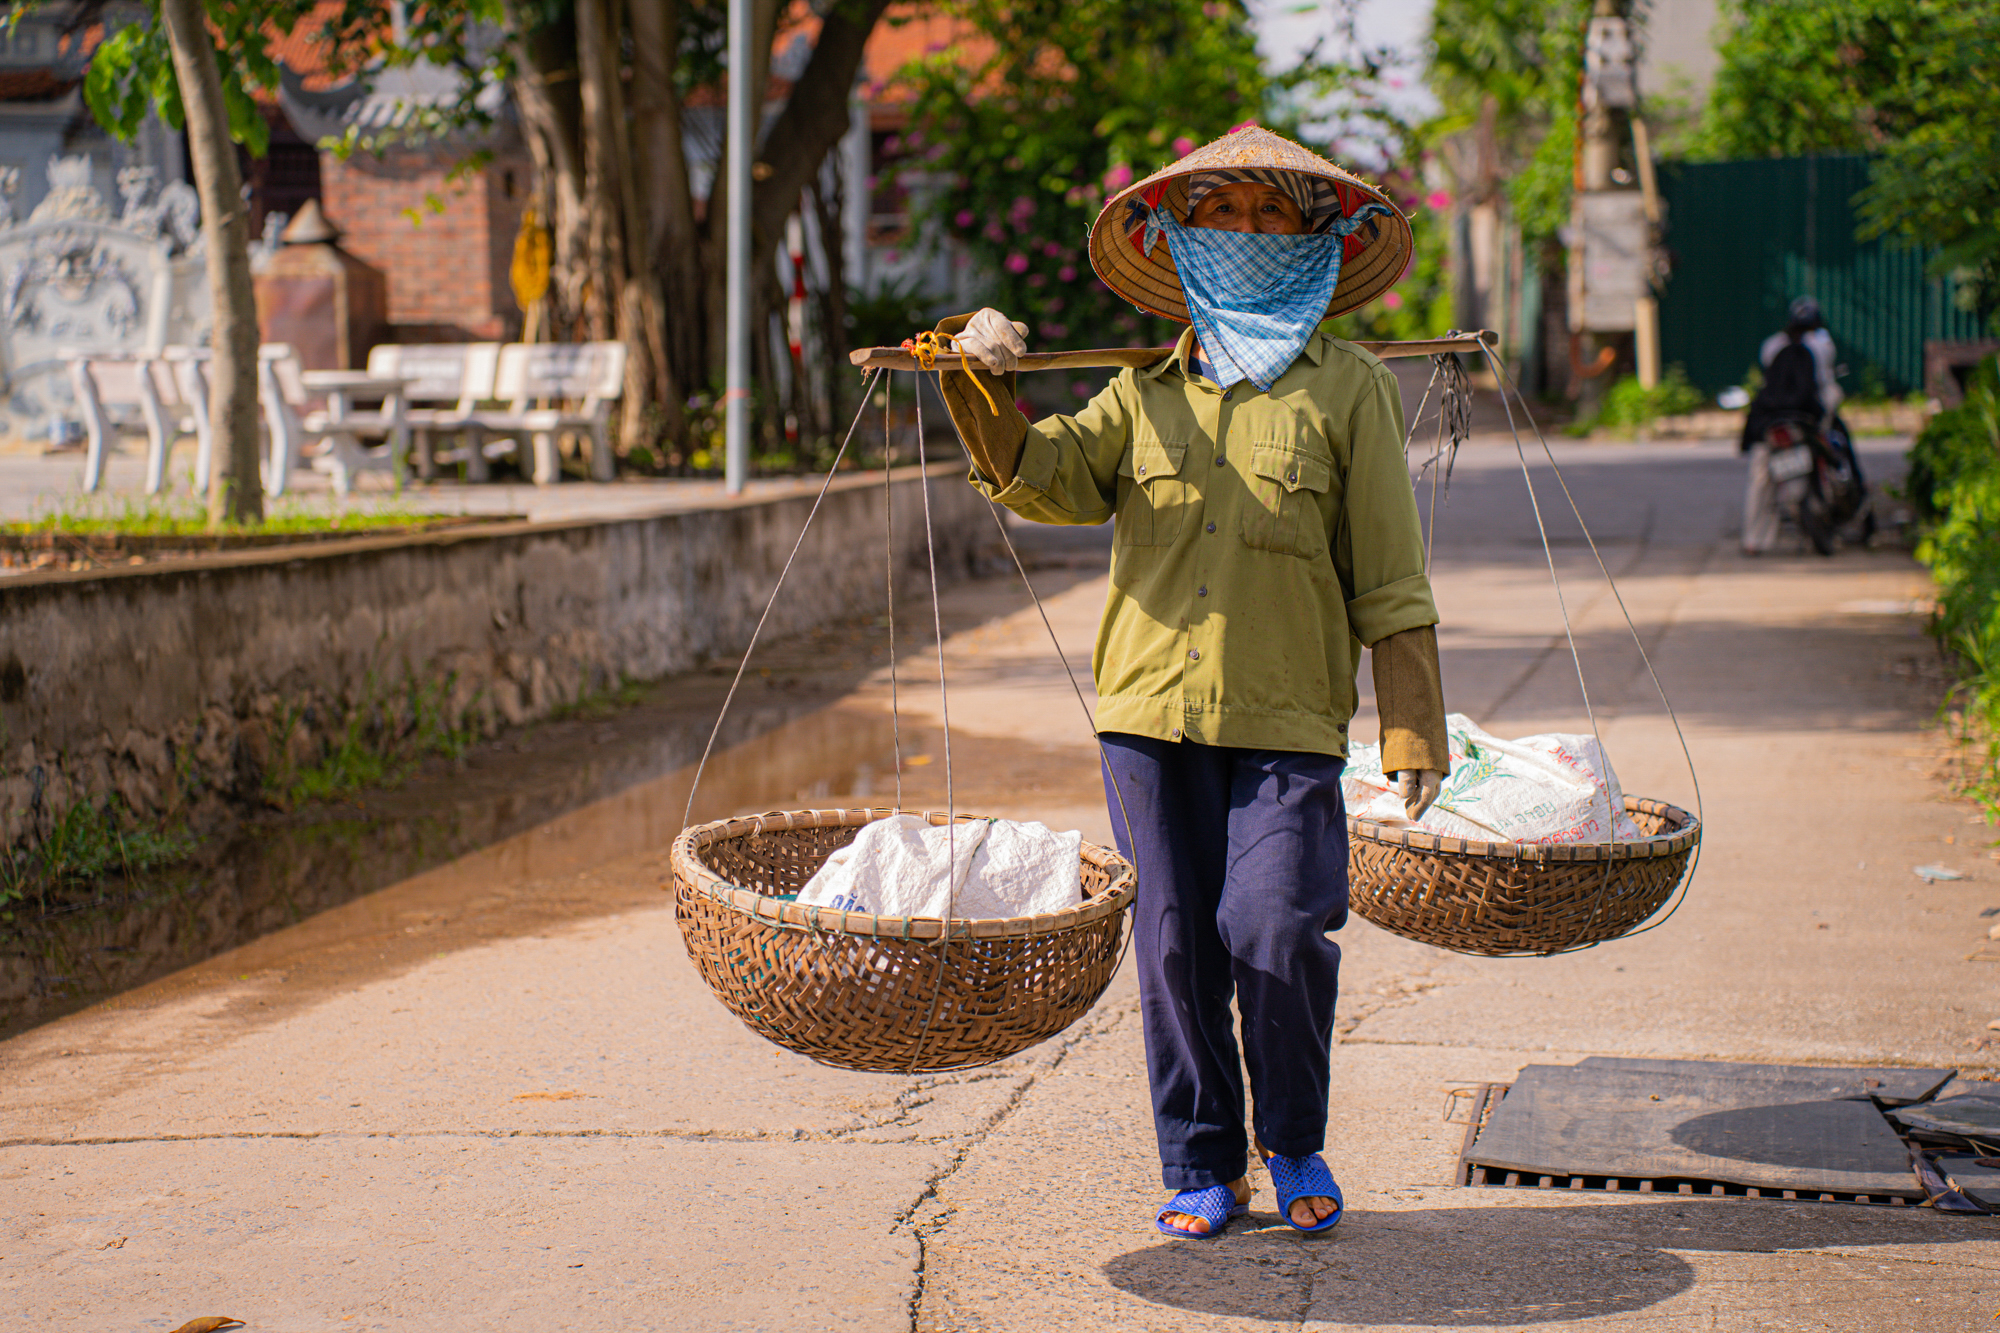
[1655, 155, 1984, 398]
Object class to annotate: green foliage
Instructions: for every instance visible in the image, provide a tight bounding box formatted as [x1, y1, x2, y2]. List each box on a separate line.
[1908, 355, 2000, 813]
[82, 2, 327, 158]
[1423, 0, 1586, 243]
[1691, 0, 1931, 161]
[0, 797, 196, 920]
[1693, 0, 2000, 328]
[1567, 366, 1704, 436]
[892, 0, 1272, 352]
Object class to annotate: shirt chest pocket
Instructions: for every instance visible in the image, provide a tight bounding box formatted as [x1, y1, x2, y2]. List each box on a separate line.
[1240, 444, 1333, 559]
[1116, 438, 1190, 548]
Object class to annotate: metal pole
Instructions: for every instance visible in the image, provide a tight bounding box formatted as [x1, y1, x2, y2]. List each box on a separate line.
[724, 0, 751, 494]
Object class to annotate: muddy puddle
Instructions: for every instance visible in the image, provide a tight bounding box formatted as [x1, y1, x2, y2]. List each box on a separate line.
[1, 538, 1112, 1036]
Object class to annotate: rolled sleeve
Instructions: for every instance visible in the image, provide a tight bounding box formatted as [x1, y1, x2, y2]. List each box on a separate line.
[1344, 571, 1440, 647]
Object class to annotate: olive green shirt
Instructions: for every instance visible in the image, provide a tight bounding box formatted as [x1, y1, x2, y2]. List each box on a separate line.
[968, 327, 1439, 756]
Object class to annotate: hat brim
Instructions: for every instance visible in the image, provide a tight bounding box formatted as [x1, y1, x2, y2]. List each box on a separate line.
[1086, 128, 1414, 325]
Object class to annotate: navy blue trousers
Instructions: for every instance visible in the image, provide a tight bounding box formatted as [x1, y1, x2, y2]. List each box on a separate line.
[1100, 733, 1349, 1191]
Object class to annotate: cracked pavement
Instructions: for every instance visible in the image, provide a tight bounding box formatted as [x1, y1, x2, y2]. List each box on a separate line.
[5, 437, 1999, 1330]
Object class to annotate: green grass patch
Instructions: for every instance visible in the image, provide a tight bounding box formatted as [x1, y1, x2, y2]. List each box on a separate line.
[262, 673, 482, 810]
[0, 796, 197, 921]
[4, 494, 464, 540]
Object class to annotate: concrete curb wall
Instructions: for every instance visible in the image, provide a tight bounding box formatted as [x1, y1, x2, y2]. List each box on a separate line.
[0, 464, 993, 847]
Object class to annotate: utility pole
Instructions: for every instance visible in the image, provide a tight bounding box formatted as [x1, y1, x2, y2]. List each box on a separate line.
[1569, 0, 1644, 415]
[724, 0, 751, 494]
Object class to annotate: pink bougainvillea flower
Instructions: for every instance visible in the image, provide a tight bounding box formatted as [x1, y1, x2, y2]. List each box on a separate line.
[1015, 398, 1032, 415]
[1027, 272, 1047, 289]
[1383, 291, 1404, 310]
[1009, 195, 1036, 222]
[955, 209, 976, 228]
[1043, 323, 1069, 340]
[1426, 190, 1453, 210]
[1057, 265, 1077, 282]
[1172, 136, 1195, 157]
[883, 137, 901, 155]
[1072, 380, 1092, 398]
[1005, 252, 1030, 274]
[1229, 120, 1259, 134]
[884, 250, 900, 265]
[1045, 296, 1065, 313]
[1043, 241, 1063, 257]
[983, 221, 1006, 242]
[1102, 163, 1133, 190]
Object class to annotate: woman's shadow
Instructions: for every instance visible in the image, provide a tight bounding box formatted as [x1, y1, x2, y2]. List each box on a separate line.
[1103, 1196, 1980, 1326]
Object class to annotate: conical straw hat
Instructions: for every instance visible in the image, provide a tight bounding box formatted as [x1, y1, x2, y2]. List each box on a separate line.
[1087, 126, 1413, 325]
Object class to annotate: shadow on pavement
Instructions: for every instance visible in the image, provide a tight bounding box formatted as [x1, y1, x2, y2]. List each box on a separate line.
[1103, 1197, 1980, 1325]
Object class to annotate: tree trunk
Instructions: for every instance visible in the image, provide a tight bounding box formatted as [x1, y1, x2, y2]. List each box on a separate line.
[158, 0, 260, 526]
[807, 176, 850, 437]
[628, 0, 703, 420]
[505, 2, 590, 338]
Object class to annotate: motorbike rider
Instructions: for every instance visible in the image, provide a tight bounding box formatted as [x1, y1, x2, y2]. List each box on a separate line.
[1740, 296, 1854, 554]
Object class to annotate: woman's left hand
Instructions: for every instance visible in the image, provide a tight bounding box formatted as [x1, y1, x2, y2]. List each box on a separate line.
[1396, 770, 1442, 820]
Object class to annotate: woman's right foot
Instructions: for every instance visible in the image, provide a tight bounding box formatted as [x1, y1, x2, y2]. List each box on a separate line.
[1160, 1177, 1251, 1235]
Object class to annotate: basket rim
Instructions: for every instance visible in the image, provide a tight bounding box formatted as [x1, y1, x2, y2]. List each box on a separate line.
[669, 807, 1137, 940]
[1347, 794, 1700, 863]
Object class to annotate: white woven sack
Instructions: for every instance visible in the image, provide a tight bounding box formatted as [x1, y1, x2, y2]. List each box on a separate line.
[797, 814, 1083, 919]
[1344, 713, 1644, 844]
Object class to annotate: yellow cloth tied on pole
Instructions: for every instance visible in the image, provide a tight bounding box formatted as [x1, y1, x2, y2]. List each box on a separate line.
[510, 205, 552, 312]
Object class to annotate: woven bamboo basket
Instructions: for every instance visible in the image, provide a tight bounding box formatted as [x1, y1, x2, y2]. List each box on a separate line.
[1347, 796, 1699, 956]
[670, 807, 1136, 1074]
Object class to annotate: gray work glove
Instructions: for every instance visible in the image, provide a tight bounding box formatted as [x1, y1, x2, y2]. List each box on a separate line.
[955, 307, 1029, 375]
[1396, 770, 1443, 821]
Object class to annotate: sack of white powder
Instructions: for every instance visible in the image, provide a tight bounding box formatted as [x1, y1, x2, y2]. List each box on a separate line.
[796, 814, 1083, 919]
[1344, 713, 1645, 844]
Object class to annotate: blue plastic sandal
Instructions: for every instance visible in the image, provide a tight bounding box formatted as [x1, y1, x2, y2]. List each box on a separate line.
[1156, 1184, 1247, 1238]
[1264, 1154, 1343, 1233]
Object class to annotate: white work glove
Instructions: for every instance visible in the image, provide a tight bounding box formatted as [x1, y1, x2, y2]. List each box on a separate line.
[955, 307, 1029, 375]
[1396, 770, 1443, 821]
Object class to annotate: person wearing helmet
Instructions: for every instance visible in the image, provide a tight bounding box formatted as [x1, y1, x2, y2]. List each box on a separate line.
[932, 128, 1448, 1240]
[1741, 296, 1847, 553]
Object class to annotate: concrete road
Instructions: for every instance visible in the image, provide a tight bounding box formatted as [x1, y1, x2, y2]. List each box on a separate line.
[4, 436, 1997, 1331]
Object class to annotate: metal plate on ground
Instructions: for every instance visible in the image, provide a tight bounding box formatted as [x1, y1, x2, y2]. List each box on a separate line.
[1575, 1057, 1956, 1107]
[1464, 1062, 1926, 1200]
[1890, 1095, 2000, 1145]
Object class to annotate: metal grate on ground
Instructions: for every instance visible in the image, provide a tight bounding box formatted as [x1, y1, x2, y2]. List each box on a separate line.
[1447, 1082, 1925, 1207]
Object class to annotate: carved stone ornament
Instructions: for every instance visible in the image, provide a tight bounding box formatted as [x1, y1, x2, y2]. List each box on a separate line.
[0, 156, 201, 429]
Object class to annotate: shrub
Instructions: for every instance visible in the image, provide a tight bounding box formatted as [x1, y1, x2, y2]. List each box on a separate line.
[1910, 354, 2000, 812]
[1570, 366, 1706, 436]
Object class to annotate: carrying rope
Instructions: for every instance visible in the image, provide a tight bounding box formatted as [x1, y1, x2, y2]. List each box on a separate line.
[1473, 343, 1705, 947]
[903, 329, 1001, 416]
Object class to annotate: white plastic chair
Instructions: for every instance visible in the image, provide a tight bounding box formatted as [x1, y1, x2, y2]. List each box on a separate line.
[68, 352, 208, 494]
[474, 341, 627, 485]
[365, 342, 501, 479]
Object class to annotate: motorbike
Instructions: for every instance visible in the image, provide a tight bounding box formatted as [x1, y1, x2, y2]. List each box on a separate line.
[1758, 412, 1872, 555]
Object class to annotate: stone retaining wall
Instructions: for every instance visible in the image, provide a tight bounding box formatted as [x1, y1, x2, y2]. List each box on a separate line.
[0, 465, 993, 848]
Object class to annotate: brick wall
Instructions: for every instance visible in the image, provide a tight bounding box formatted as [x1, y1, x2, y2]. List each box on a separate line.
[319, 143, 533, 343]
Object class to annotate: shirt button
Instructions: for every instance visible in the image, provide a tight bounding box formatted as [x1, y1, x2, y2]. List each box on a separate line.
[1205, 522, 1216, 534]
[1287, 471, 1298, 483]
[1222, 391, 1233, 401]
[1196, 585, 1208, 597]
[1171, 728, 1182, 740]
[1337, 722, 1347, 733]
[1137, 464, 1147, 476]
[1188, 648, 1201, 661]
[1214, 456, 1226, 467]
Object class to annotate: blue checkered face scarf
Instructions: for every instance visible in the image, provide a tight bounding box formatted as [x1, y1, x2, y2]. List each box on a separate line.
[1151, 199, 1393, 392]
